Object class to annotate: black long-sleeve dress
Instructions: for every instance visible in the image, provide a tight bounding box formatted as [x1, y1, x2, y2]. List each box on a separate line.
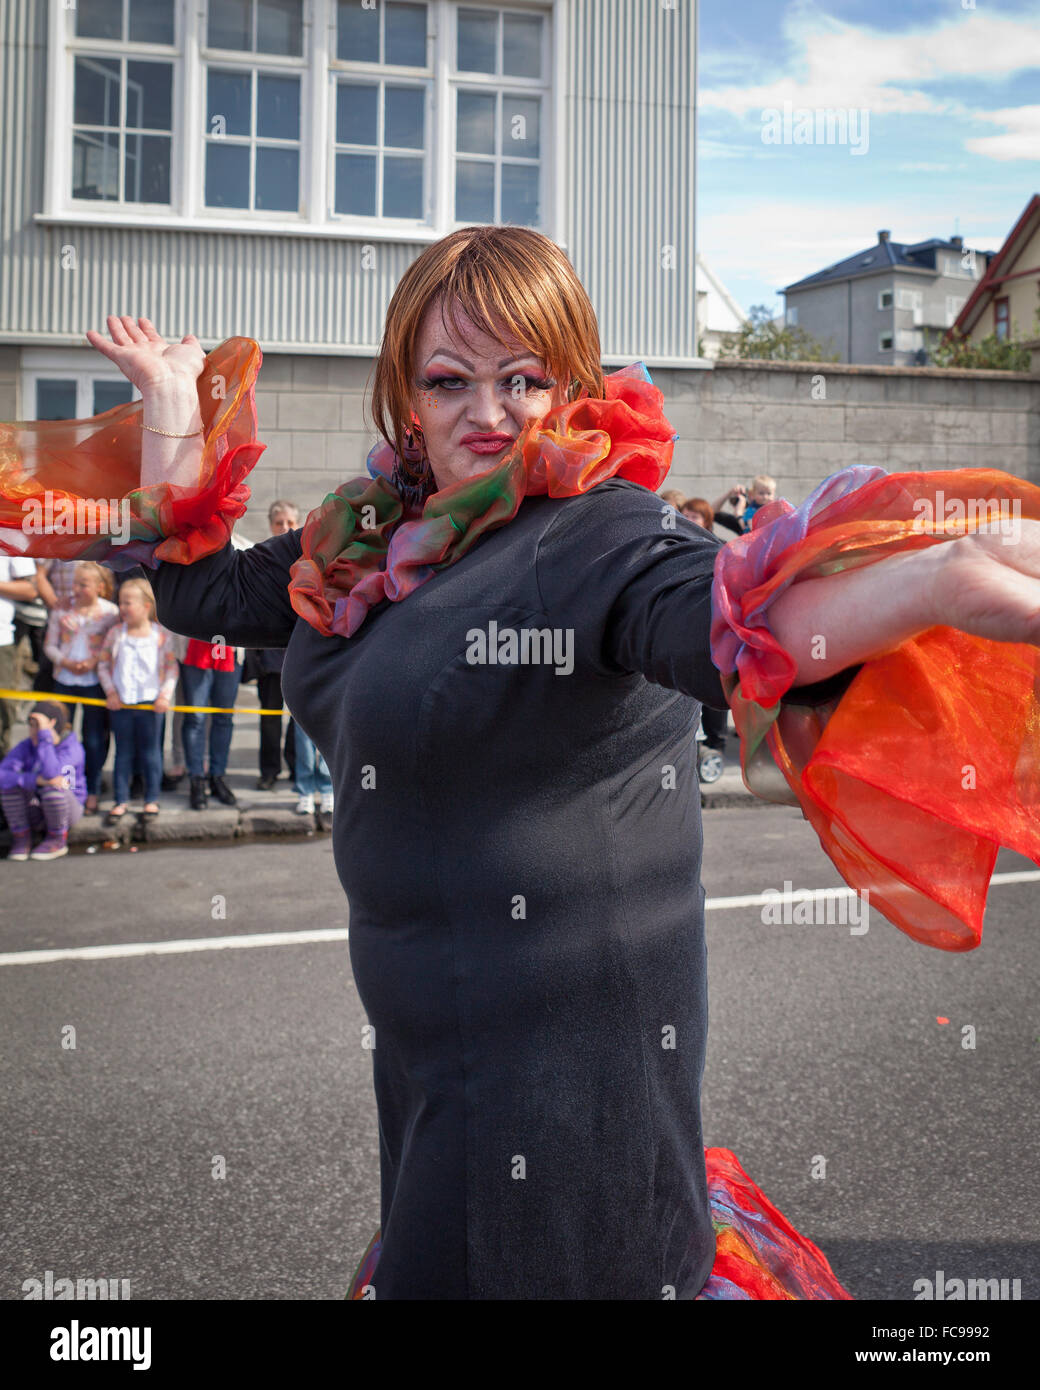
[150, 477, 736, 1300]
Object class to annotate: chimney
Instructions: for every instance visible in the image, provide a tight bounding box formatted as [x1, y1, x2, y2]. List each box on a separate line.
[950, 235, 963, 249]
[878, 230, 891, 243]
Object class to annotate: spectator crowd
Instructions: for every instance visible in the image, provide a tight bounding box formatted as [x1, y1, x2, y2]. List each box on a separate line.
[1, 474, 771, 861]
[0, 500, 329, 861]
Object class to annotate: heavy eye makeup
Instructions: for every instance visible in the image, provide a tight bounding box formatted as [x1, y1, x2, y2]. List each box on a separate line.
[417, 373, 556, 393]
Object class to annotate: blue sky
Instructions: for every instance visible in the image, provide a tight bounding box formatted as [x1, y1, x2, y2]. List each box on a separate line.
[697, 0, 1040, 316]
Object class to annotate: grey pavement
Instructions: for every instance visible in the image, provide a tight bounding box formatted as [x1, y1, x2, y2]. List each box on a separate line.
[0, 803, 1036, 1302]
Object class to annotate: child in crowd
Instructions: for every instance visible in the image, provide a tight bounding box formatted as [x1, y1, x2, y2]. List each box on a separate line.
[45, 561, 119, 814]
[0, 700, 86, 860]
[712, 474, 777, 534]
[96, 578, 177, 826]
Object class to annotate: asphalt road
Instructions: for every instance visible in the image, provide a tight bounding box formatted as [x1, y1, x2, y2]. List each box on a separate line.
[0, 804, 1037, 1302]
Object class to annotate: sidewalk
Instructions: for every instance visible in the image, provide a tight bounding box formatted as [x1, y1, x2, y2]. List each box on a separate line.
[4, 684, 323, 849]
[3, 691, 756, 850]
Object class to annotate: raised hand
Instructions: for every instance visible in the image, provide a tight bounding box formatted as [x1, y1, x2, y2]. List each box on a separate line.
[85, 316, 205, 395]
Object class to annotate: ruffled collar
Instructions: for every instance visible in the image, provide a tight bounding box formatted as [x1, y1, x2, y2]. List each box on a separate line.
[286, 364, 676, 639]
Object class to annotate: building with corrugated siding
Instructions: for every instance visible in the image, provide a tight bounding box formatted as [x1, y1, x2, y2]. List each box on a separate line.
[0, 0, 702, 538]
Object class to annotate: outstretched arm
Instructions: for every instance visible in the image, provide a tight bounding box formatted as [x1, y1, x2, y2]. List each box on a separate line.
[773, 525, 1040, 687]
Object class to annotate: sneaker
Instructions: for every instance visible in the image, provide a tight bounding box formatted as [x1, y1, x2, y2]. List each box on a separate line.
[31, 835, 68, 860]
[208, 775, 237, 806]
[295, 793, 315, 815]
[320, 792, 334, 814]
[7, 833, 32, 862]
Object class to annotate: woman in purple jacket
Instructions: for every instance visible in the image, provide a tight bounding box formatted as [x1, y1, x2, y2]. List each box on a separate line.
[0, 700, 86, 860]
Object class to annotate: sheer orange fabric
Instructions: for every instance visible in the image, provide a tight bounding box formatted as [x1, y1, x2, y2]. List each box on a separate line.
[713, 468, 1040, 951]
[0, 338, 263, 569]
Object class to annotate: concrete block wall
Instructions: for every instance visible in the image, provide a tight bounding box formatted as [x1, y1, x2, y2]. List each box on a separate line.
[243, 353, 381, 540]
[31, 349, 1027, 544]
[653, 359, 1040, 518]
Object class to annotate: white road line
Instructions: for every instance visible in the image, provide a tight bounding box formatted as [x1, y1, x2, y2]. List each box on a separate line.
[0, 927, 349, 967]
[0, 871, 1036, 967]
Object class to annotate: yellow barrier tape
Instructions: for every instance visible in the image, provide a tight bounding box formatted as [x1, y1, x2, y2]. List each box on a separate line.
[0, 688, 285, 716]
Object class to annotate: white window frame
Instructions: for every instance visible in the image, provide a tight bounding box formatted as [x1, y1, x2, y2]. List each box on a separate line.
[877, 288, 893, 310]
[41, 0, 561, 243]
[57, 2, 181, 215]
[447, 4, 550, 231]
[878, 331, 893, 351]
[20, 348, 142, 421]
[785, 304, 797, 326]
[894, 327, 924, 353]
[945, 295, 966, 327]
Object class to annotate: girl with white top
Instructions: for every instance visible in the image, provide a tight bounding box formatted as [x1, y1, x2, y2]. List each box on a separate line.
[45, 561, 119, 814]
[96, 578, 177, 825]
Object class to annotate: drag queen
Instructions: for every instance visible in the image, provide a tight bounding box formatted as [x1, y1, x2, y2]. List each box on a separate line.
[2, 226, 1039, 1299]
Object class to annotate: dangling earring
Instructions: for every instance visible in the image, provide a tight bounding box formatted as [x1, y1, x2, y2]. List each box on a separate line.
[391, 422, 434, 507]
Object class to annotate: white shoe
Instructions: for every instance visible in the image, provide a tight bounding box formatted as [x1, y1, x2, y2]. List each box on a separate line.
[295, 793, 315, 815]
[320, 792, 334, 814]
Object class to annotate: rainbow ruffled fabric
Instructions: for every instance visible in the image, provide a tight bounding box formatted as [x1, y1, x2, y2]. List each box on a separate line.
[344, 1148, 851, 1300]
[0, 338, 263, 571]
[710, 466, 1040, 952]
[286, 362, 676, 638]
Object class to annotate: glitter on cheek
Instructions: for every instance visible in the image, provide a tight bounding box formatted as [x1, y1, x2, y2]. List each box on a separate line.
[417, 390, 439, 410]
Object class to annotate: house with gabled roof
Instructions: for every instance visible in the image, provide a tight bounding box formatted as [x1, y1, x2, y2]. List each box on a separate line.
[782, 230, 995, 367]
[950, 195, 1040, 369]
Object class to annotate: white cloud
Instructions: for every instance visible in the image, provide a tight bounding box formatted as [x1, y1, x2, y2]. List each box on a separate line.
[699, 199, 1012, 296]
[964, 105, 1040, 162]
[699, 5, 1040, 152]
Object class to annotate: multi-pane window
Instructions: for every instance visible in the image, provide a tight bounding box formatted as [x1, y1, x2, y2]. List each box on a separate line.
[31, 375, 135, 422]
[204, 0, 305, 212]
[208, 0, 304, 55]
[453, 7, 546, 226]
[205, 69, 302, 211]
[71, 0, 174, 204]
[995, 298, 1010, 341]
[945, 295, 966, 327]
[334, 83, 426, 219]
[55, 1, 553, 232]
[332, 2, 430, 222]
[74, 0, 174, 45]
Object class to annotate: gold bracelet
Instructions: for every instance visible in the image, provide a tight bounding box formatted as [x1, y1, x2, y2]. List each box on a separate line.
[141, 423, 205, 438]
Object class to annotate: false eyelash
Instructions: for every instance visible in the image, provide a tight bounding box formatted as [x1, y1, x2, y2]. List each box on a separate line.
[417, 374, 557, 392]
